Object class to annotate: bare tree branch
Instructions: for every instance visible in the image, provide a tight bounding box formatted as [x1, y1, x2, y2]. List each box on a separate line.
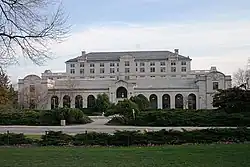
[233, 68, 250, 87]
[0, 0, 70, 66]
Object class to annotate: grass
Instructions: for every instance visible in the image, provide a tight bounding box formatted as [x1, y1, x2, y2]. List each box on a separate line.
[25, 134, 42, 140]
[0, 144, 249, 167]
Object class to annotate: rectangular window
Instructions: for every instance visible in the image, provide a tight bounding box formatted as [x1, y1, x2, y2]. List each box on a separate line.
[125, 61, 130, 66]
[140, 68, 145, 72]
[110, 62, 115, 67]
[171, 61, 176, 65]
[150, 76, 155, 78]
[100, 76, 104, 78]
[80, 63, 84, 67]
[80, 69, 84, 74]
[90, 63, 95, 67]
[171, 67, 176, 72]
[90, 76, 95, 79]
[181, 61, 187, 65]
[117, 63, 119, 66]
[125, 76, 130, 80]
[70, 69, 75, 74]
[213, 82, 219, 90]
[181, 67, 187, 72]
[150, 67, 155, 72]
[90, 68, 95, 74]
[100, 63, 104, 67]
[140, 62, 145, 66]
[160, 67, 166, 72]
[110, 68, 115, 73]
[150, 62, 155, 66]
[136, 62, 138, 66]
[140, 76, 145, 78]
[100, 68, 105, 73]
[160, 62, 165, 66]
[30, 85, 35, 93]
[70, 64, 75, 68]
[117, 68, 119, 72]
[125, 68, 130, 73]
[161, 75, 166, 78]
[136, 68, 137, 72]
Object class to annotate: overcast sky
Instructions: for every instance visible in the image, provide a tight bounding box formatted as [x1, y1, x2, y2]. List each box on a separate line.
[7, 0, 250, 84]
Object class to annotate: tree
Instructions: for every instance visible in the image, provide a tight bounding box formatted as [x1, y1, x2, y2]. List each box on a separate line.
[233, 68, 250, 87]
[95, 93, 111, 113]
[21, 84, 48, 109]
[213, 86, 250, 113]
[0, 0, 69, 66]
[0, 67, 10, 105]
[130, 94, 149, 111]
[0, 68, 18, 108]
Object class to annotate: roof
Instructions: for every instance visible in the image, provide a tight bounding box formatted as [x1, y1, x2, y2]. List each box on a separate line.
[66, 50, 191, 63]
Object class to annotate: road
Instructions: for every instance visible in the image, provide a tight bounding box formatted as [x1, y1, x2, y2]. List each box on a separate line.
[0, 116, 243, 135]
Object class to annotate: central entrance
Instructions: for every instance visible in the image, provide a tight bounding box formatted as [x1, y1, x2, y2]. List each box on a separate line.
[116, 87, 128, 98]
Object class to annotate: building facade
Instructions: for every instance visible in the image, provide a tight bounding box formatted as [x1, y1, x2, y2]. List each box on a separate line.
[18, 49, 232, 110]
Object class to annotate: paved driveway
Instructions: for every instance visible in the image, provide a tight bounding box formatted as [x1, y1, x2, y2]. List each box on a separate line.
[0, 116, 243, 135]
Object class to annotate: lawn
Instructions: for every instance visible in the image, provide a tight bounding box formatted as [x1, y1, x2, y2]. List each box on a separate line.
[0, 144, 249, 167]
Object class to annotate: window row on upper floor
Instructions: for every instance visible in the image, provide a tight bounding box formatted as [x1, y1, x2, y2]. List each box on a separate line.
[69, 60, 187, 68]
[69, 66, 187, 74]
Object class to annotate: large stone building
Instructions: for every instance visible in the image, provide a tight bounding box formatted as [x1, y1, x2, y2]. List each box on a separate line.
[18, 49, 232, 110]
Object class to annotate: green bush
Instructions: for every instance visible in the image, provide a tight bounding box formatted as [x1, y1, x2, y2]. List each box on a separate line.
[40, 108, 92, 126]
[0, 108, 92, 126]
[105, 99, 139, 118]
[107, 110, 250, 127]
[0, 110, 40, 125]
[38, 128, 250, 146]
[80, 108, 102, 116]
[1, 128, 250, 146]
[0, 132, 33, 145]
[40, 131, 73, 146]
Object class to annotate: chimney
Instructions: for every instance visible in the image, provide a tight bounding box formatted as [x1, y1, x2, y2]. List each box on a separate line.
[174, 49, 179, 55]
[82, 51, 86, 56]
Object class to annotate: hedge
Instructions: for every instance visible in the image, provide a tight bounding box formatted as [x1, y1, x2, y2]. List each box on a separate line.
[0, 108, 92, 126]
[1, 128, 250, 146]
[107, 110, 250, 127]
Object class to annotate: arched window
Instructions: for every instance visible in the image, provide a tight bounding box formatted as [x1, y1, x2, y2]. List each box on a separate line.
[51, 96, 59, 109]
[63, 95, 71, 108]
[75, 95, 83, 109]
[162, 94, 170, 109]
[87, 95, 96, 108]
[116, 87, 128, 98]
[149, 94, 158, 109]
[188, 94, 196, 110]
[175, 94, 183, 109]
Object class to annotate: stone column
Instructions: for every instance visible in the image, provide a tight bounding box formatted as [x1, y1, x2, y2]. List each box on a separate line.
[170, 94, 175, 109]
[59, 96, 63, 108]
[83, 96, 87, 108]
[71, 96, 75, 108]
[158, 95, 162, 109]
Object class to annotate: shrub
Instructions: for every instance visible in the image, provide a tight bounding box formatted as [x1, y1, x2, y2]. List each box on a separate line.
[1, 128, 250, 146]
[0, 132, 33, 145]
[39, 127, 250, 146]
[40, 108, 92, 126]
[40, 131, 73, 146]
[0, 108, 92, 126]
[130, 94, 150, 111]
[73, 132, 110, 146]
[80, 108, 102, 116]
[105, 99, 139, 118]
[107, 110, 250, 127]
[0, 110, 40, 125]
